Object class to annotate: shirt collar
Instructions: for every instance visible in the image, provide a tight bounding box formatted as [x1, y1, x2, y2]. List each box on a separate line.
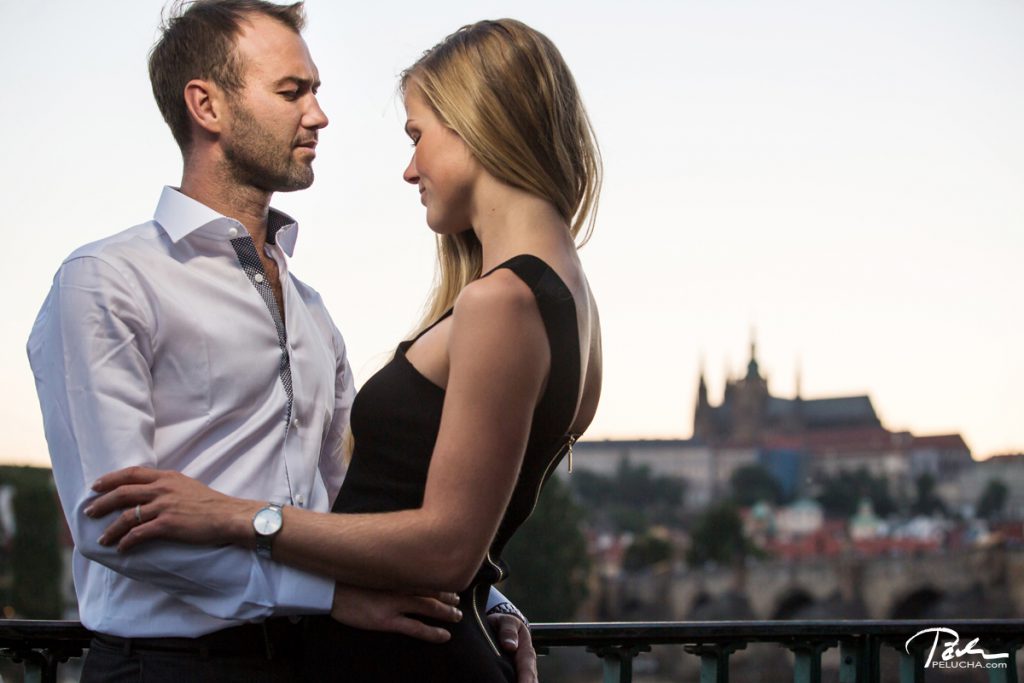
[153, 186, 300, 257]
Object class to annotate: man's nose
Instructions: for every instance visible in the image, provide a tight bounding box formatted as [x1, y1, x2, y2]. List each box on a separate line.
[305, 96, 328, 129]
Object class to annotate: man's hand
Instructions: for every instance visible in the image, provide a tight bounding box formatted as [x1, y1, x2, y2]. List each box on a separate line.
[330, 583, 461, 643]
[88, 467, 254, 551]
[488, 613, 538, 683]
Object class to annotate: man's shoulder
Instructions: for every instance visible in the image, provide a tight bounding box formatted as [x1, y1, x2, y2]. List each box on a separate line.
[287, 271, 324, 305]
[63, 221, 165, 267]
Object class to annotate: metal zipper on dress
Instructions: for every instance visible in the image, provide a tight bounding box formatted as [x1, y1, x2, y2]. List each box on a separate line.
[472, 586, 503, 657]
[476, 435, 579, 657]
[523, 435, 578, 520]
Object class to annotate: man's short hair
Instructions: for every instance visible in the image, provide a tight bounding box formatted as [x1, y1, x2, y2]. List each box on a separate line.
[149, 0, 306, 153]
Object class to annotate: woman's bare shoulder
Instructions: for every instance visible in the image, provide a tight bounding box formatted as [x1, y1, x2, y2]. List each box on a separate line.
[453, 269, 538, 320]
[448, 271, 548, 367]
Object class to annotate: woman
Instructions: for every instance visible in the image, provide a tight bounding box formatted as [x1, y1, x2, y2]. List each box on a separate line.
[90, 18, 601, 681]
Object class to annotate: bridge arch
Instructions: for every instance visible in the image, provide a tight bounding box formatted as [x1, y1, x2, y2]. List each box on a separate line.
[772, 588, 816, 620]
[889, 587, 944, 619]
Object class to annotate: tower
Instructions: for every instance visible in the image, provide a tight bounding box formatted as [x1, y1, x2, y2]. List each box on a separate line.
[694, 359, 714, 441]
[733, 331, 769, 442]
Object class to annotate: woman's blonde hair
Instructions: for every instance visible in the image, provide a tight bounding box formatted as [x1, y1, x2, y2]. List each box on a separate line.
[401, 18, 602, 336]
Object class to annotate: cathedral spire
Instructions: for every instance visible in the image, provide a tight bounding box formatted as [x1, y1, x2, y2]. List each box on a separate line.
[697, 355, 709, 406]
[795, 357, 803, 400]
[746, 326, 760, 380]
[694, 354, 713, 441]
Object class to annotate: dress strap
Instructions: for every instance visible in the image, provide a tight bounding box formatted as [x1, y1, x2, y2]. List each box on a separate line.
[485, 254, 583, 447]
[400, 308, 454, 351]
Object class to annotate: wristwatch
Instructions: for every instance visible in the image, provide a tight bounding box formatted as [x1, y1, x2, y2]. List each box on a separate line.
[252, 503, 284, 558]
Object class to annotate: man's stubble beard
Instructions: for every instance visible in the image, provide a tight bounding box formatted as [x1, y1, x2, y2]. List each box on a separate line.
[223, 100, 314, 193]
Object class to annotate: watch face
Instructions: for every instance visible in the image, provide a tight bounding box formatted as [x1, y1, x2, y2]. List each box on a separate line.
[254, 507, 283, 535]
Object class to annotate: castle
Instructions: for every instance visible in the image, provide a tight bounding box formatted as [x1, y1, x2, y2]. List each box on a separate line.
[694, 340, 881, 445]
[569, 337, 974, 511]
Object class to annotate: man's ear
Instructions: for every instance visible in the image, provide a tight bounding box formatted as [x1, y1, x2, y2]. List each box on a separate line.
[183, 79, 227, 137]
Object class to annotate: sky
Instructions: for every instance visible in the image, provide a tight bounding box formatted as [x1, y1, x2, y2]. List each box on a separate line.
[1, 0, 1021, 467]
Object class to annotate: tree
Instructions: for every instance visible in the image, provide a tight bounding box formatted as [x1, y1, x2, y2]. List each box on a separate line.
[622, 533, 673, 571]
[687, 501, 756, 567]
[815, 468, 895, 518]
[570, 458, 685, 530]
[0, 466, 63, 619]
[730, 465, 784, 507]
[499, 475, 590, 621]
[976, 479, 1009, 520]
[911, 473, 946, 517]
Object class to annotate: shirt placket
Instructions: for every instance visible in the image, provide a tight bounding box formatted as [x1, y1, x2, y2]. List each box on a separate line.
[230, 234, 299, 504]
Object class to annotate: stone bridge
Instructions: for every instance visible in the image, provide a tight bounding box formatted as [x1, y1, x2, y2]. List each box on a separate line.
[605, 546, 1024, 621]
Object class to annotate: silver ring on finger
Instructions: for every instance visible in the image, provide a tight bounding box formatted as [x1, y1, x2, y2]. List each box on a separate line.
[134, 504, 142, 525]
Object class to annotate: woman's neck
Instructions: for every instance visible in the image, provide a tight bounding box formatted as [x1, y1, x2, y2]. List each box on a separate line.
[470, 180, 574, 272]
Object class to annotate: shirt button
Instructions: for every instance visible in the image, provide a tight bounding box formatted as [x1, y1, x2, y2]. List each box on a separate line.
[295, 494, 306, 507]
[292, 416, 299, 427]
[227, 227, 239, 238]
[254, 273, 265, 284]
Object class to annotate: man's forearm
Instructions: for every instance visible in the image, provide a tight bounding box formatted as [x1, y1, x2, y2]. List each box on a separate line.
[75, 500, 334, 620]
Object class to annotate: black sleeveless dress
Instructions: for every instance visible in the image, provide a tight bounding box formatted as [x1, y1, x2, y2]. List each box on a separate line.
[301, 254, 582, 682]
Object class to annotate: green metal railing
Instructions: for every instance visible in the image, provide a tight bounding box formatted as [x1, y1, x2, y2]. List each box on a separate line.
[0, 620, 90, 683]
[532, 621, 1023, 683]
[1, 619, 1022, 682]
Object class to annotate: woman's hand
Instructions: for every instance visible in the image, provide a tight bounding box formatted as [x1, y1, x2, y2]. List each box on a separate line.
[331, 583, 463, 643]
[86, 466, 260, 552]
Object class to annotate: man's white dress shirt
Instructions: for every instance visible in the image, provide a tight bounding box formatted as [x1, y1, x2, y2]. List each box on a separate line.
[28, 187, 353, 637]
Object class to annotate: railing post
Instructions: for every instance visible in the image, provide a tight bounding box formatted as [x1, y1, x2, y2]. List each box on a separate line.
[685, 642, 745, 683]
[897, 639, 926, 683]
[839, 636, 880, 683]
[586, 644, 651, 683]
[985, 639, 1020, 683]
[25, 654, 45, 683]
[784, 639, 835, 683]
[2, 647, 63, 683]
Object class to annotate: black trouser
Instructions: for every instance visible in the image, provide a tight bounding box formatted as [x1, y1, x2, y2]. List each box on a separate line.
[80, 618, 304, 683]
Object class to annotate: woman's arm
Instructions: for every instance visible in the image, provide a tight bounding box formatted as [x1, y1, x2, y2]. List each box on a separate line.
[91, 271, 550, 593]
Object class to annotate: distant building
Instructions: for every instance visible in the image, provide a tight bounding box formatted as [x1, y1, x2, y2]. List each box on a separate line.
[570, 336, 973, 511]
[561, 440, 756, 511]
[775, 498, 825, 537]
[694, 340, 881, 444]
[849, 499, 886, 541]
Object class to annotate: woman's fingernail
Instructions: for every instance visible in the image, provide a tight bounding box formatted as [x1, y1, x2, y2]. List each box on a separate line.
[97, 534, 107, 545]
[503, 638, 518, 648]
[454, 608, 462, 620]
[84, 505, 95, 517]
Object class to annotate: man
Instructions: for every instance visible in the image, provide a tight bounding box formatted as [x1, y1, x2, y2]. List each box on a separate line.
[27, 1, 536, 681]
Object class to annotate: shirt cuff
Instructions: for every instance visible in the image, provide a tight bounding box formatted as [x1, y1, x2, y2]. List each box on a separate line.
[486, 589, 528, 626]
[271, 565, 334, 616]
